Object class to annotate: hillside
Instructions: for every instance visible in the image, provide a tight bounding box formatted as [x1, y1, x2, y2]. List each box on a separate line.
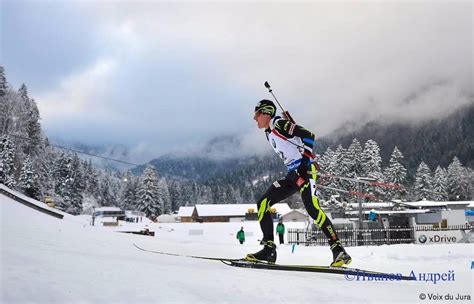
[321, 103, 474, 172]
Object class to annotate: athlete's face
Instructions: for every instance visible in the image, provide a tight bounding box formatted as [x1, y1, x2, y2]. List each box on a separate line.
[254, 111, 271, 129]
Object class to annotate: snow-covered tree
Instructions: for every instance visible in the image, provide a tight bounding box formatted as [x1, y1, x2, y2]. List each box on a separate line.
[67, 154, 84, 214]
[319, 147, 339, 197]
[0, 135, 16, 188]
[157, 177, 171, 214]
[0, 65, 8, 97]
[361, 139, 383, 180]
[447, 157, 470, 201]
[333, 144, 351, 190]
[120, 171, 139, 210]
[384, 146, 407, 199]
[413, 161, 433, 201]
[137, 166, 161, 218]
[53, 153, 72, 211]
[25, 99, 42, 156]
[346, 138, 363, 177]
[168, 180, 183, 211]
[18, 156, 40, 199]
[432, 166, 448, 201]
[361, 139, 385, 199]
[98, 173, 115, 207]
[84, 160, 100, 196]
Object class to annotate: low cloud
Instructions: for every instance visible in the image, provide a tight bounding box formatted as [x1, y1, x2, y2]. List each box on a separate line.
[4, 1, 472, 161]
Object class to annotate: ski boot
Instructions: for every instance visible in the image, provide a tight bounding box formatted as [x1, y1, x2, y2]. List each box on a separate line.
[245, 240, 277, 264]
[329, 240, 352, 267]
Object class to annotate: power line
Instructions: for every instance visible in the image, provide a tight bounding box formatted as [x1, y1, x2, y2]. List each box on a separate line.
[54, 144, 141, 167]
[3, 133, 143, 167]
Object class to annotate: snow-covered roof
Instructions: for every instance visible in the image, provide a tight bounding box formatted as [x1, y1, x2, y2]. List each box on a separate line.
[95, 207, 122, 212]
[347, 201, 473, 209]
[347, 202, 394, 209]
[345, 209, 430, 215]
[281, 209, 307, 217]
[404, 201, 471, 208]
[178, 206, 195, 217]
[331, 217, 353, 224]
[195, 203, 291, 217]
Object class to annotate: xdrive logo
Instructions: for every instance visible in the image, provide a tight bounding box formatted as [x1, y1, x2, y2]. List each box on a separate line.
[419, 234, 457, 244]
[431, 235, 457, 243]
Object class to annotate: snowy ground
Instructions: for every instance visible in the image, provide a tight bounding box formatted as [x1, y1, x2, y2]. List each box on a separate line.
[1, 194, 473, 304]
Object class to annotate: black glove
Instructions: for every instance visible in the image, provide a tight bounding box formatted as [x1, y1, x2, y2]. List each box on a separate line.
[297, 156, 309, 179]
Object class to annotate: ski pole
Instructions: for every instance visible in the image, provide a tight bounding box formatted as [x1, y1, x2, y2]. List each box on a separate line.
[264, 81, 295, 123]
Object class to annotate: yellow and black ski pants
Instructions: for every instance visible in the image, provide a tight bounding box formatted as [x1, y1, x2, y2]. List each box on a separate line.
[256, 164, 338, 243]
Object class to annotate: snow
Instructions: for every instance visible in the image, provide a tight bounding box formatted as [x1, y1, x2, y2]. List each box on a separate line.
[94, 206, 122, 212]
[1, 192, 473, 304]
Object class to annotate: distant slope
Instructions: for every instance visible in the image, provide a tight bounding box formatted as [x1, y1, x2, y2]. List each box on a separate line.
[133, 154, 286, 182]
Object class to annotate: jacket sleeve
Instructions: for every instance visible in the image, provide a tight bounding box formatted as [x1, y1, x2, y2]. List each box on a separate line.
[274, 119, 315, 159]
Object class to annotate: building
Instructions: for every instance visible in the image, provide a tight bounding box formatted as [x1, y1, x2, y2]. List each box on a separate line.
[280, 209, 307, 222]
[94, 207, 125, 220]
[337, 200, 472, 228]
[177, 206, 195, 223]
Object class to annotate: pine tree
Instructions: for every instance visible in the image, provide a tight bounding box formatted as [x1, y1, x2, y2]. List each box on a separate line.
[84, 160, 100, 196]
[361, 139, 385, 199]
[319, 147, 339, 197]
[18, 156, 40, 199]
[384, 146, 407, 199]
[98, 173, 115, 207]
[157, 177, 171, 214]
[346, 138, 363, 177]
[334, 144, 351, 190]
[0, 135, 16, 188]
[0, 65, 8, 97]
[361, 139, 383, 180]
[67, 154, 84, 214]
[168, 180, 183, 211]
[413, 161, 433, 201]
[38, 142, 57, 197]
[121, 171, 138, 210]
[137, 166, 161, 218]
[18, 84, 29, 101]
[432, 166, 448, 201]
[447, 157, 470, 201]
[53, 153, 74, 212]
[25, 99, 42, 156]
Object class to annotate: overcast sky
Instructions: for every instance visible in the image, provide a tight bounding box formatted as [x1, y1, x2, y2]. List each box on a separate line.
[2, 0, 472, 162]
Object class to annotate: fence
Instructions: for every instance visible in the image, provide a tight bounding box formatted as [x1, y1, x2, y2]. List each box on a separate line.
[287, 224, 472, 246]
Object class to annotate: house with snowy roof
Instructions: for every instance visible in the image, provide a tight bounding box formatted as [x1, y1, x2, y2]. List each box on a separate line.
[280, 209, 308, 222]
[94, 207, 125, 219]
[177, 206, 195, 222]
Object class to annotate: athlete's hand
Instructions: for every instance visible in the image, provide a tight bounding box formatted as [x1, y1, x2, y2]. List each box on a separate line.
[297, 159, 308, 179]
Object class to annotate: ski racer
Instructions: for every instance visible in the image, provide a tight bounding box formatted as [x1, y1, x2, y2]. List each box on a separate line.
[246, 99, 352, 267]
